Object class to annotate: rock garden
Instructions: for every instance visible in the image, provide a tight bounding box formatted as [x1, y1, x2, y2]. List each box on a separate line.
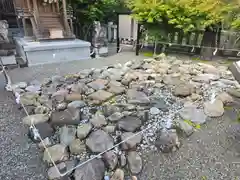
[12, 54, 240, 180]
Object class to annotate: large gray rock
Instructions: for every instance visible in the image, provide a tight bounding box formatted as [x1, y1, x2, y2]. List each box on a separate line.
[102, 105, 120, 117]
[67, 100, 86, 110]
[25, 85, 41, 93]
[20, 92, 39, 106]
[50, 109, 80, 126]
[193, 74, 220, 83]
[38, 137, 52, 150]
[127, 89, 150, 105]
[86, 130, 114, 153]
[23, 114, 49, 125]
[111, 169, 124, 180]
[107, 81, 125, 95]
[117, 116, 142, 132]
[155, 130, 180, 153]
[149, 107, 160, 115]
[102, 68, 124, 81]
[216, 92, 234, 105]
[122, 72, 139, 85]
[108, 112, 124, 122]
[152, 98, 168, 112]
[103, 125, 116, 134]
[59, 126, 76, 146]
[34, 105, 49, 114]
[127, 151, 142, 174]
[34, 122, 54, 140]
[56, 102, 67, 111]
[69, 83, 89, 94]
[179, 105, 207, 124]
[88, 90, 114, 104]
[103, 151, 118, 170]
[47, 162, 67, 180]
[90, 112, 107, 128]
[65, 93, 82, 102]
[77, 123, 92, 140]
[173, 83, 193, 97]
[0, 20, 9, 43]
[69, 139, 86, 155]
[121, 132, 142, 150]
[12, 82, 27, 89]
[43, 144, 68, 163]
[162, 74, 183, 86]
[204, 100, 224, 117]
[74, 159, 105, 180]
[87, 79, 109, 90]
[52, 90, 68, 102]
[227, 88, 240, 98]
[199, 63, 219, 75]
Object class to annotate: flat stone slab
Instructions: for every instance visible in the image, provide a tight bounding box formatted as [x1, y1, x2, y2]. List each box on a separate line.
[88, 90, 114, 103]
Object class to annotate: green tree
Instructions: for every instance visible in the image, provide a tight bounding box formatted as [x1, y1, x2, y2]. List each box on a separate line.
[126, 0, 240, 58]
[70, 0, 127, 41]
[71, 0, 126, 23]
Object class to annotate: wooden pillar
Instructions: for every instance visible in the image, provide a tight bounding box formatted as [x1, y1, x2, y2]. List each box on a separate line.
[62, 0, 69, 36]
[22, 18, 28, 37]
[56, 0, 60, 13]
[116, 13, 120, 53]
[136, 23, 141, 56]
[26, 0, 31, 10]
[32, 0, 38, 12]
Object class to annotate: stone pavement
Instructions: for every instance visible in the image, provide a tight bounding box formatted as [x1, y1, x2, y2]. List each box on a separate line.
[1, 52, 240, 179]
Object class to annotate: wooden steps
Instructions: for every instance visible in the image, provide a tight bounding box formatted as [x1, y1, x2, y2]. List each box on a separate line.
[38, 13, 64, 38]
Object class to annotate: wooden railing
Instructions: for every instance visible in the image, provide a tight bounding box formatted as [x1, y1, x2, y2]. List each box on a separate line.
[140, 29, 240, 57]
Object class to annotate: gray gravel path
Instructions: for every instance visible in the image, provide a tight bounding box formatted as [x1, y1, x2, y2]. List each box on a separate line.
[0, 74, 46, 180]
[9, 52, 144, 83]
[140, 105, 240, 180]
[1, 52, 240, 179]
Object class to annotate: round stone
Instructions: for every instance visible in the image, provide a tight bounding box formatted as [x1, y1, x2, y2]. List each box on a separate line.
[150, 107, 160, 115]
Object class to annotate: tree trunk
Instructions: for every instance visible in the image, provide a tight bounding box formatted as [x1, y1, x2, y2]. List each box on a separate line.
[200, 27, 217, 60]
[217, 26, 222, 56]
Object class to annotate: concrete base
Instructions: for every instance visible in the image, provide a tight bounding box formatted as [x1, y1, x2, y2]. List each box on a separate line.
[14, 37, 91, 66]
[0, 55, 17, 65]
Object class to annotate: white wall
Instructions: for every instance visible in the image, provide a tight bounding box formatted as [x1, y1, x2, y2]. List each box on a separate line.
[119, 15, 138, 40]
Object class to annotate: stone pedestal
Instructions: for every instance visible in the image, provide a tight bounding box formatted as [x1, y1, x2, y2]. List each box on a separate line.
[15, 37, 91, 66]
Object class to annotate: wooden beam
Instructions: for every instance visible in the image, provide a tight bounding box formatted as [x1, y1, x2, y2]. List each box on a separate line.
[62, 0, 69, 36]
[117, 13, 120, 53]
[136, 23, 141, 56]
[22, 18, 27, 36]
[26, 0, 31, 10]
[56, 0, 60, 13]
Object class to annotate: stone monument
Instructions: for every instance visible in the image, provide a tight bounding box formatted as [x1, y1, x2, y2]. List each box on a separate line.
[0, 20, 16, 65]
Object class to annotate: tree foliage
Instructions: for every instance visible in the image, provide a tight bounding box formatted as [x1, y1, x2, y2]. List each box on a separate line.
[126, 0, 240, 32]
[71, 0, 126, 23]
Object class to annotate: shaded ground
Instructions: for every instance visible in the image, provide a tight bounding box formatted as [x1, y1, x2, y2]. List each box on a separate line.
[0, 75, 46, 180]
[1, 52, 240, 179]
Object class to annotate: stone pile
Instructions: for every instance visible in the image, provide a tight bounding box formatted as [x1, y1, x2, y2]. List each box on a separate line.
[13, 54, 240, 180]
